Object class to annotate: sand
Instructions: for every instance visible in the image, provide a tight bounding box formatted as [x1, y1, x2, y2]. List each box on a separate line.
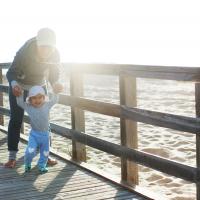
[3, 73, 197, 200]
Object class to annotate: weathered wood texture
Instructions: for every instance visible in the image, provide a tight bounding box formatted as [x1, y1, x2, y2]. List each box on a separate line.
[120, 74, 138, 185]
[195, 83, 200, 200]
[2, 62, 200, 81]
[0, 69, 3, 125]
[70, 72, 86, 162]
[0, 84, 199, 134]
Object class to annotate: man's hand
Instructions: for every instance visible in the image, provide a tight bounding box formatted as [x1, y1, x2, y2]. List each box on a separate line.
[12, 85, 22, 96]
[52, 82, 63, 94]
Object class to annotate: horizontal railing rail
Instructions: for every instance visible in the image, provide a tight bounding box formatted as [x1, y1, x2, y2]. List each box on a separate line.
[2, 62, 200, 80]
[1, 84, 200, 134]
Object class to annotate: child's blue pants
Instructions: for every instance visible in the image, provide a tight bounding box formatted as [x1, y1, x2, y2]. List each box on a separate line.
[24, 129, 49, 168]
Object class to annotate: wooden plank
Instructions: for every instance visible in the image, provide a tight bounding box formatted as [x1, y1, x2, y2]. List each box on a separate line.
[19, 184, 126, 200]
[121, 68, 200, 81]
[120, 74, 138, 185]
[0, 84, 9, 93]
[121, 105, 200, 134]
[59, 95, 200, 134]
[70, 72, 86, 161]
[65, 63, 200, 81]
[0, 62, 11, 69]
[62, 63, 200, 81]
[59, 94, 120, 117]
[2, 62, 200, 81]
[0, 69, 3, 125]
[63, 188, 136, 200]
[0, 169, 87, 182]
[63, 63, 200, 81]
[0, 86, 200, 134]
[0, 182, 108, 200]
[1, 96, 200, 135]
[0, 178, 106, 196]
[195, 82, 200, 200]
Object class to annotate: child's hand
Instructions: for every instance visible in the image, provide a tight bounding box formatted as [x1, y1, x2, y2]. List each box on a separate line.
[12, 85, 22, 96]
[52, 82, 63, 94]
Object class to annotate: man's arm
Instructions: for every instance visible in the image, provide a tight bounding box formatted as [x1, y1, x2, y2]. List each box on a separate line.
[47, 93, 59, 109]
[45, 50, 63, 93]
[48, 50, 60, 86]
[16, 95, 27, 110]
[6, 47, 25, 85]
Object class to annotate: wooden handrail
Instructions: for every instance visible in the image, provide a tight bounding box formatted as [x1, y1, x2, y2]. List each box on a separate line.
[2, 62, 200, 81]
[0, 84, 200, 134]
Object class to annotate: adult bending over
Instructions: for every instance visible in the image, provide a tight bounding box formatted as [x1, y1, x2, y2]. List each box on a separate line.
[5, 27, 63, 168]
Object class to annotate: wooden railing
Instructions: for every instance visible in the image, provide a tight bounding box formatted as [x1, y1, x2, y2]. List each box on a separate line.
[1, 62, 200, 199]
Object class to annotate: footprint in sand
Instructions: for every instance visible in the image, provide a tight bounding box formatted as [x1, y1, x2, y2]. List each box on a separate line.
[171, 141, 189, 147]
[146, 174, 163, 182]
[171, 196, 194, 200]
[156, 177, 173, 185]
[166, 182, 182, 188]
[139, 166, 151, 172]
[177, 147, 195, 152]
[170, 156, 186, 162]
[142, 147, 170, 158]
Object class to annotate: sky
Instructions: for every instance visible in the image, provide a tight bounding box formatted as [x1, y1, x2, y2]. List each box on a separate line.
[1, 0, 200, 66]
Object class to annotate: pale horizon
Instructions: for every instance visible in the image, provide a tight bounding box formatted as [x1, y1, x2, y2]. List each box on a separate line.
[1, 0, 200, 67]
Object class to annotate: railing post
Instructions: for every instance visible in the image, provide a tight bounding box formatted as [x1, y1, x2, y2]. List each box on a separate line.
[70, 72, 86, 162]
[195, 82, 200, 200]
[119, 73, 138, 185]
[0, 68, 4, 125]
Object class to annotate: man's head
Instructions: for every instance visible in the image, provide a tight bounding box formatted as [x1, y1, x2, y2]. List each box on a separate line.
[36, 28, 56, 60]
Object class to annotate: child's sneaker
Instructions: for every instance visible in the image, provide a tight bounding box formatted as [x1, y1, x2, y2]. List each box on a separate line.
[38, 166, 48, 174]
[25, 164, 31, 172]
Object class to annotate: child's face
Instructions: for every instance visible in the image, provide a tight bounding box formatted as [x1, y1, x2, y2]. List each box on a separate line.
[30, 94, 45, 107]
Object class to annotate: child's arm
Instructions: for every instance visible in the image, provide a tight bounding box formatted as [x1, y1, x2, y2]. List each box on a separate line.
[47, 93, 59, 109]
[16, 94, 27, 110]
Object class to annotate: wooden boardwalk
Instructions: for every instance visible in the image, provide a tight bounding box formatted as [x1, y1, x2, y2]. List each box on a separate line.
[0, 131, 149, 200]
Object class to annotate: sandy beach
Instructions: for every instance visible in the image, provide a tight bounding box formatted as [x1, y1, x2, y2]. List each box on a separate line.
[3, 74, 197, 200]
[51, 74, 196, 200]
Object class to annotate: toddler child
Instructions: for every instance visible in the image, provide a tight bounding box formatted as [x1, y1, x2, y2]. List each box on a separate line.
[16, 85, 58, 173]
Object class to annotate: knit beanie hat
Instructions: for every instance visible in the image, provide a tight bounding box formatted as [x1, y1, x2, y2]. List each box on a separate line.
[26, 86, 46, 103]
[36, 28, 56, 47]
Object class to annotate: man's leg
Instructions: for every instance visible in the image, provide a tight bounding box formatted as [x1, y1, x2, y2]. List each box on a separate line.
[47, 126, 57, 166]
[4, 86, 25, 168]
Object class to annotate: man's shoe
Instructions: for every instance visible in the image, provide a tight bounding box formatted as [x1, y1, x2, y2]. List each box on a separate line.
[47, 158, 57, 166]
[4, 160, 16, 168]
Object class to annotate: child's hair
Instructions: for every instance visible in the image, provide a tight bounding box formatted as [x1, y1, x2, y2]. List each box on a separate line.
[26, 86, 46, 103]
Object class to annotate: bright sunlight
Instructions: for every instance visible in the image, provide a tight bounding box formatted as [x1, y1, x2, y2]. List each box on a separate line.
[0, 0, 200, 66]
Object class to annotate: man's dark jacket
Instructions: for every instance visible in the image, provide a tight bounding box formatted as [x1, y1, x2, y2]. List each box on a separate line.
[6, 37, 60, 87]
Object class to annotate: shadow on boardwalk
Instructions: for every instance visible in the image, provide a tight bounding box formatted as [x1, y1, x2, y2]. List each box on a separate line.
[0, 131, 148, 200]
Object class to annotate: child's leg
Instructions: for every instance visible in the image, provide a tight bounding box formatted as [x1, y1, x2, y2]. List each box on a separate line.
[24, 132, 37, 167]
[38, 134, 49, 170]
